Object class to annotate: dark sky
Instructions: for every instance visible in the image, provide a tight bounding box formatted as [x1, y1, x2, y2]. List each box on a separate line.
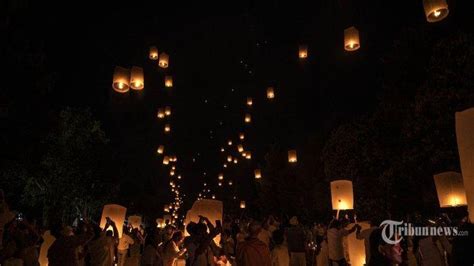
[4, 0, 473, 212]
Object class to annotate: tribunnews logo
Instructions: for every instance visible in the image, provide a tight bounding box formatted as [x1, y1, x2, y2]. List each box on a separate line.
[380, 220, 469, 244]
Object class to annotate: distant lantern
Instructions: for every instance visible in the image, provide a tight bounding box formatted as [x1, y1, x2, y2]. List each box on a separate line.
[298, 44, 308, 59]
[178, 175, 182, 180]
[149, 46, 159, 60]
[239, 133, 245, 140]
[233, 158, 238, 164]
[170, 170, 175, 176]
[218, 182, 222, 187]
[245, 152, 252, 160]
[218, 173, 224, 180]
[156, 218, 165, 228]
[112, 66, 130, 93]
[247, 97, 253, 106]
[344, 26, 360, 52]
[130, 66, 144, 90]
[227, 155, 232, 162]
[240, 201, 246, 209]
[423, 0, 449, 22]
[100, 204, 127, 237]
[165, 106, 171, 116]
[159, 52, 169, 68]
[221, 147, 225, 152]
[228, 180, 233, 186]
[223, 163, 227, 168]
[212, 195, 216, 199]
[157, 145, 164, 154]
[228, 140, 233, 146]
[157, 108, 165, 119]
[163, 156, 170, 165]
[330, 180, 354, 210]
[242, 151, 247, 157]
[165, 76, 173, 87]
[456, 108, 474, 222]
[164, 124, 171, 133]
[267, 87, 275, 99]
[288, 150, 297, 163]
[128, 215, 142, 229]
[433, 172, 467, 207]
[237, 144, 244, 153]
[254, 169, 262, 179]
[164, 205, 170, 212]
[171, 166, 176, 170]
[245, 114, 251, 123]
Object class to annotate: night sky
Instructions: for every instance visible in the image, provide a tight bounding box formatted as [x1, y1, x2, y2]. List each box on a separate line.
[3, 0, 474, 215]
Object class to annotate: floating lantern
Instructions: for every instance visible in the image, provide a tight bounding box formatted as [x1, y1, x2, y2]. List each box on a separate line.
[223, 163, 227, 168]
[423, 0, 449, 22]
[344, 26, 360, 52]
[228, 181, 233, 186]
[165, 106, 171, 116]
[159, 52, 169, 68]
[434, 172, 467, 207]
[164, 124, 171, 133]
[254, 169, 262, 179]
[456, 108, 474, 221]
[240, 201, 246, 209]
[330, 180, 354, 210]
[164, 205, 170, 212]
[128, 215, 142, 229]
[171, 166, 176, 170]
[157, 145, 164, 154]
[242, 151, 247, 157]
[112, 66, 130, 93]
[227, 155, 233, 162]
[247, 97, 253, 106]
[156, 218, 165, 228]
[130, 66, 144, 90]
[346, 221, 370, 266]
[288, 150, 297, 163]
[100, 204, 127, 237]
[233, 158, 238, 164]
[165, 76, 173, 87]
[298, 44, 308, 59]
[221, 147, 225, 152]
[178, 175, 182, 180]
[218, 173, 224, 180]
[170, 170, 175, 176]
[267, 87, 275, 99]
[228, 140, 233, 146]
[245, 114, 251, 123]
[149, 46, 159, 60]
[239, 133, 245, 140]
[184, 199, 223, 244]
[163, 156, 170, 165]
[237, 144, 244, 153]
[245, 152, 252, 160]
[157, 108, 165, 119]
[218, 182, 222, 187]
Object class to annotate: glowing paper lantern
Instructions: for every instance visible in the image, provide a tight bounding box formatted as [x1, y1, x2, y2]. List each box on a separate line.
[242, 151, 247, 157]
[157, 108, 165, 119]
[164, 124, 171, 133]
[159, 52, 169, 68]
[228, 140, 233, 146]
[165, 76, 173, 87]
[130, 66, 144, 90]
[245, 152, 251, 160]
[330, 180, 354, 210]
[288, 150, 297, 163]
[128, 215, 142, 229]
[344, 26, 360, 52]
[233, 158, 238, 164]
[184, 199, 223, 243]
[221, 147, 225, 152]
[254, 169, 262, 179]
[433, 172, 467, 207]
[163, 156, 170, 165]
[218, 182, 222, 187]
[223, 164, 227, 168]
[164, 205, 170, 212]
[247, 97, 253, 106]
[245, 114, 251, 123]
[456, 108, 474, 221]
[228, 181, 233, 186]
[240, 201, 246, 209]
[298, 44, 308, 59]
[149, 46, 159, 60]
[237, 144, 244, 153]
[157, 145, 164, 154]
[239, 133, 245, 140]
[170, 170, 175, 176]
[423, 0, 449, 22]
[218, 173, 224, 180]
[112, 66, 130, 93]
[156, 218, 165, 228]
[346, 221, 370, 266]
[39, 230, 55, 266]
[165, 106, 171, 116]
[227, 155, 233, 162]
[267, 87, 275, 99]
[100, 204, 127, 238]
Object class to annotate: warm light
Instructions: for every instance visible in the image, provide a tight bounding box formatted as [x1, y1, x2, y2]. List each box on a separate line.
[112, 66, 130, 93]
[149, 46, 159, 60]
[233, 159, 238, 164]
[221, 147, 225, 152]
[344, 26, 360, 51]
[218, 182, 222, 187]
[165, 76, 173, 87]
[223, 164, 227, 168]
[157, 145, 164, 154]
[433, 172, 467, 207]
[245, 114, 251, 123]
[163, 156, 170, 165]
[159, 52, 169, 68]
[164, 124, 171, 133]
[298, 44, 308, 59]
[128, 215, 142, 229]
[423, 0, 449, 22]
[288, 150, 297, 163]
[171, 166, 176, 170]
[227, 155, 232, 162]
[245, 152, 251, 160]
[242, 151, 247, 157]
[228, 181, 233, 186]
[228, 140, 233, 146]
[178, 175, 182, 180]
[165, 106, 171, 116]
[254, 169, 262, 179]
[237, 144, 244, 153]
[212, 195, 216, 199]
[157, 108, 165, 119]
[247, 97, 253, 106]
[100, 204, 127, 237]
[240, 201, 246, 209]
[170, 170, 175, 176]
[347, 221, 370, 266]
[218, 173, 224, 180]
[239, 133, 245, 140]
[267, 87, 275, 99]
[330, 180, 354, 210]
[164, 205, 170, 212]
[130, 66, 144, 91]
[456, 108, 474, 222]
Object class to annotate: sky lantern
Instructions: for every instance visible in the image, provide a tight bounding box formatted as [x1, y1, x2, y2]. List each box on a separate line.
[165, 106, 171, 116]
[456, 108, 474, 221]
[347, 221, 370, 266]
[239, 133, 245, 140]
[228, 140, 233, 146]
[245, 114, 251, 123]
[128, 215, 142, 229]
[223, 163, 227, 168]
[221, 147, 225, 152]
[237, 144, 244, 153]
[159, 52, 169, 68]
[165, 75, 173, 87]
[242, 151, 247, 157]
[164, 205, 170, 212]
[288, 150, 297, 163]
[156, 218, 165, 228]
[330, 180, 354, 210]
[298, 44, 308, 59]
[184, 199, 223, 243]
[344, 26, 360, 52]
[157, 145, 164, 154]
[157, 108, 165, 119]
[227, 155, 233, 162]
[170, 170, 175, 176]
[164, 124, 171, 133]
[233, 158, 238, 164]
[149, 46, 159, 60]
[247, 97, 253, 106]
[245, 152, 252, 160]
[433, 172, 467, 207]
[163, 156, 170, 165]
[218, 173, 224, 180]
[254, 169, 262, 179]
[100, 204, 127, 238]
[267, 87, 275, 99]
[112, 66, 130, 93]
[240, 201, 246, 209]
[130, 66, 144, 91]
[228, 181, 233, 186]
[423, 0, 449, 22]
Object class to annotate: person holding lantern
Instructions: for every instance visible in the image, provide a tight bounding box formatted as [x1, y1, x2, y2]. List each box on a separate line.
[327, 219, 360, 266]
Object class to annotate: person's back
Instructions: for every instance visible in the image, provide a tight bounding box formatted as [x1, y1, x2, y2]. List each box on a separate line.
[87, 235, 115, 266]
[416, 237, 444, 266]
[236, 222, 271, 266]
[327, 227, 345, 261]
[271, 244, 289, 266]
[285, 226, 305, 253]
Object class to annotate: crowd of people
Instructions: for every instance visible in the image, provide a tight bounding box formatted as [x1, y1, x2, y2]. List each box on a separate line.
[1, 192, 473, 265]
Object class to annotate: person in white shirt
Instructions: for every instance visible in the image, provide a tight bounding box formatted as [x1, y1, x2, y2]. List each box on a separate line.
[271, 229, 290, 266]
[327, 219, 359, 266]
[117, 230, 134, 266]
[162, 231, 186, 266]
[355, 220, 378, 265]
